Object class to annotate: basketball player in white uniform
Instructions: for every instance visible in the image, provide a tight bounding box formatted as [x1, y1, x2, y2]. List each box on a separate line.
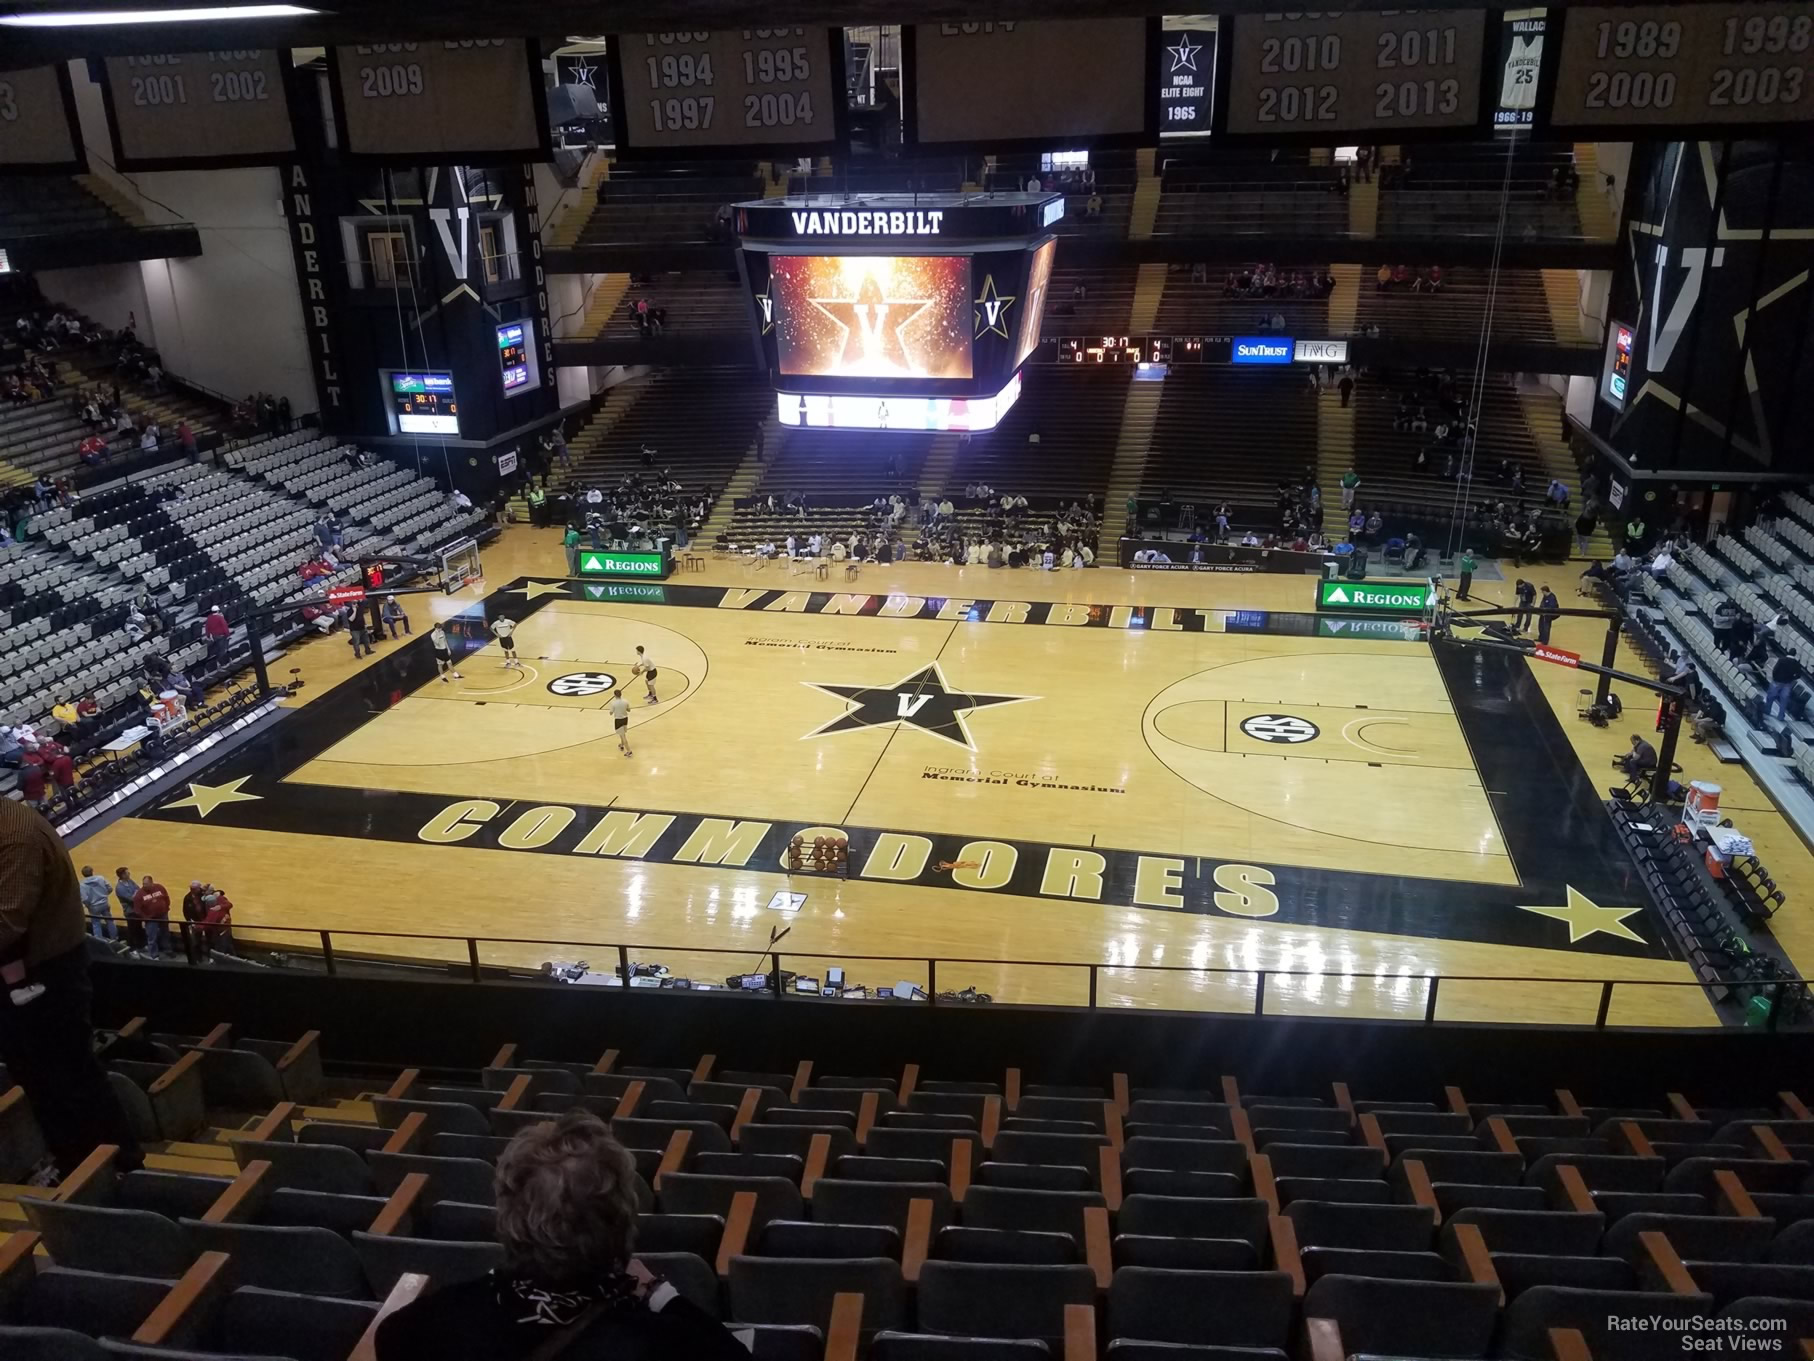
[608, 689, 633, 756]
[491, 616, 520, 668]
[429, 623, 462, 682]
[632, 645, 659, 704]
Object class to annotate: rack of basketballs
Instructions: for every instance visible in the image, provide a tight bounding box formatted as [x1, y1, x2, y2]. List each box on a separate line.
[787, 834, 849, 876]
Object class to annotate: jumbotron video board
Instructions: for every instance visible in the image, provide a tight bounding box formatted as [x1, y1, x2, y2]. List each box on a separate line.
[736, 194, 1060, 432]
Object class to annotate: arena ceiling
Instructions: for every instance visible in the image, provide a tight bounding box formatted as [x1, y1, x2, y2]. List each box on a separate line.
[0, 0, 1524, 60]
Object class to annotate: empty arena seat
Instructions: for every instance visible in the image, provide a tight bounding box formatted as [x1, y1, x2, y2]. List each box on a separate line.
[811, 1179, 954, 1234]
[742, 1122, 859, 1163]
[1526, 1152, 1666, 1193]
[1285, 1200, 1434, 1251]
[729, 1255, 907, 1332]
[1392, 1148, 1525, 1186]
[350, 1230, 503, 1297]
[1490, 1252, 1637, 1297]
[1264, 1144, 1386, 1180]
[842, 1156, 949, 1185]
[1604, 1212, 1777, 1264]
[178, 1219, 368, 1297]
[366, 1151, 497, 1205]
[657, 1173, 804, 1232]
[915, 1262, 1095, 1344]
[1300, 1246, 1458, 1284]
[1117, 1195, 1269, 1253]
[1108, 1266, 1294, 1351]
[21, 1199, 191, 1278]
[757, 1220, 900, 1261]
[1122, 1136, 1247, 1176]
[974, 1163, 1093, 1193]
[870, 1333, 1047, 1361]
[1500, 1286, 1715, 1361]
[1439, 1208, 1606, 1258]
[1301, 1275, 1500, 1359]
[863, 1127, 979, 1167]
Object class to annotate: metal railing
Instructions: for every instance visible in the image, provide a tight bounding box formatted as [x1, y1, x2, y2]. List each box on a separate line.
[90, 919, 1811, 1031]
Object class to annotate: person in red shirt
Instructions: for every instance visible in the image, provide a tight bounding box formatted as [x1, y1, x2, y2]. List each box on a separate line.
[18, 753, 46, 809]
[200, 887, 234, 959]
[133, 875, 171, 958]
[203, 606, 230, 667]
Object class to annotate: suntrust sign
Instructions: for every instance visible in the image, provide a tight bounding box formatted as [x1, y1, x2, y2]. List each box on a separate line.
[1232, 336, 1292, 365]
[789, 209, 945, 236]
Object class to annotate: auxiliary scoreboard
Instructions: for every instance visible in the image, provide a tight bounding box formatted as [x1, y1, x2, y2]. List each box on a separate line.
[98, 50, 295, 169]
[1219, 9, 1491, 138]
[328, 40, 548, 159]
[1547, 4, 1812, 132]
[606, 28, 846, 157]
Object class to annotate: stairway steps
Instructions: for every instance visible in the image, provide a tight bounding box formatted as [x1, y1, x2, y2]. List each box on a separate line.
[1128, 148, 1161, 241]
[1327, 264, 1362, 333]
[144, 1152, 240, 1176]
[1129, 262, 1168, 334]
[1098, 384, 1165, 542]
[1540, 270, 1585, 345]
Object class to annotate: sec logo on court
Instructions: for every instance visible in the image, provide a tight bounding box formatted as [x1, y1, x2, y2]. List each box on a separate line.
[547, 672, 619, 697]
[1240, 714, 1320, 744]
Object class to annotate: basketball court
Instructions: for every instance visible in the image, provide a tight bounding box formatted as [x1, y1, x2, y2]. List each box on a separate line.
[72, 550, 1715, 1028]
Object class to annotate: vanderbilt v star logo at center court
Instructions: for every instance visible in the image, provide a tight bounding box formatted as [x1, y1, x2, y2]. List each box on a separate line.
[801, 662, 1037, 750]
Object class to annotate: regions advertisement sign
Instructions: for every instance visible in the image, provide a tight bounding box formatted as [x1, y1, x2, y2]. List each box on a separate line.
[1317, 580, 1436, 613]
[577, 550, 671, 580]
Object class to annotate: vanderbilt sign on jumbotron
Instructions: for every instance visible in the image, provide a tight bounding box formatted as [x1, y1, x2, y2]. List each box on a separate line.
[791, 209, 946, 236]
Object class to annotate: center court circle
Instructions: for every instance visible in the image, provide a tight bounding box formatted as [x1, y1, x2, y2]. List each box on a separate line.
[547, 672, 619, 697]
[1240, 713, 1320, 744]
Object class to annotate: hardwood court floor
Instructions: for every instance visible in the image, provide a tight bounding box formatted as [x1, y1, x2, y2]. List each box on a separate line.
[76, 528, 1794, 1030]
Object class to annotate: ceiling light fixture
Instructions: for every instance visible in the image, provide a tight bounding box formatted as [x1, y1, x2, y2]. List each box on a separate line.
[0, 4, 317, 26]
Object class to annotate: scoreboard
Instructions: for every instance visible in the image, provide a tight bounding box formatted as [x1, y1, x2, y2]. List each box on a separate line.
[329, 40, 547, 159]
[1548, 4, 1812, 132]
[905, 19, 1156, 149]
[1220, 10, 1491, 138]
[606, 29, 845, 157]
[100, 50, 294, 169]
[0, 65, 82, 172]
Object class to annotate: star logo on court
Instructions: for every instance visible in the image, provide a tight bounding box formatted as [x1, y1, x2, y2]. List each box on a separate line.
[973, 274, 1016, 341]
[810, 275, 931, 370]
[161, 777, 261, 820]
[1516, 886, 1647, 946]
[509, 580, 570, 600]
[1167, 36, 1202, 76]
[800, 662, 1036, 750]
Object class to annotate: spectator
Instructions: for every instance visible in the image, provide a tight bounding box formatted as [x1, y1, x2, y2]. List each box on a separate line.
[181, 881, 210, 958]
[1085, 191, 1102, 218]
[346, 605, 374, 659]
[1618, 733, 1658, 779]
[203, 606, 230, 666]
[380, 595, 410, 638]
[134, 875, 171, 958]
[1513, 578, 1537, 632]
[1457, 549, 1477, 600]
[178, 421, 196, 461]
[0, 803, 144, 1182]
[1766, 652, 1800, 720]
[1338, 371, 1354, 408]
[1537, 586, 1560, 644]
[78, 865, 116, 943]
[375, 1113, 750, 1361]
[200, 885, 235, 957]
[1339, 467, 1360, 510]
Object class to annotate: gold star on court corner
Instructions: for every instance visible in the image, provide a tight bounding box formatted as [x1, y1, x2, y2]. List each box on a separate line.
[1517, 885, 1647, 946]
[509, 580, 570, 600]
[162, 777, 262, 819]
[973, 274, 1017, 341]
